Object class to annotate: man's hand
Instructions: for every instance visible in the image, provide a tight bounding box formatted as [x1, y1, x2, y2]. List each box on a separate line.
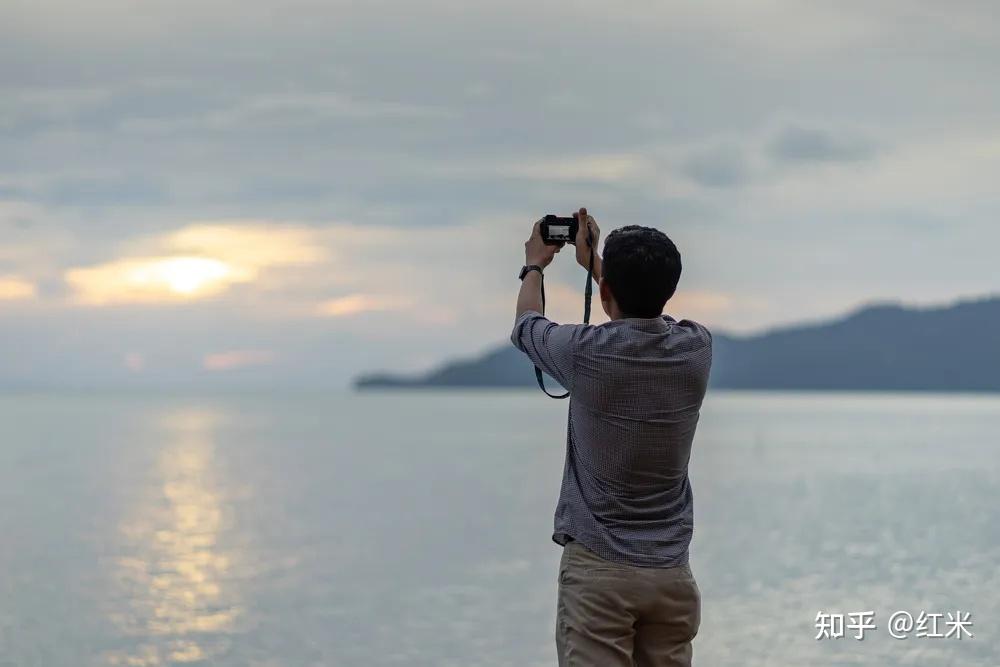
[524, 219, 561, 268]
[574, 207, 600, 268]
[574, 207, 602, 281]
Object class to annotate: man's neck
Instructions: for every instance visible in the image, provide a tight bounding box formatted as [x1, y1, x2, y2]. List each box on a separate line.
[611, 311, 664, 321]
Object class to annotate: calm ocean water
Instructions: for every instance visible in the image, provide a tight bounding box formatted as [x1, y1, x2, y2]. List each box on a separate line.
[0, 390, 997, 666]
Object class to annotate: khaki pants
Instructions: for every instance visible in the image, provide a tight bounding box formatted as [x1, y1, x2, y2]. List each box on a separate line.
[556, 541, 701, 667]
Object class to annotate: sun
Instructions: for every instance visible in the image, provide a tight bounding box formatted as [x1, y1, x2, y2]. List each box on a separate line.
[144, 257, 236, 295]
[66, 255, 254, 305]
[64, 223, 327, 305]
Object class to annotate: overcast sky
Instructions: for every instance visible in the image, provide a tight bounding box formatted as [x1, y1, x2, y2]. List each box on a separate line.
[2, 0, 999, 387]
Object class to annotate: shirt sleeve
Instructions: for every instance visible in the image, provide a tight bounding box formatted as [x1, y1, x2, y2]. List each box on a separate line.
[510, 311, 580, 391]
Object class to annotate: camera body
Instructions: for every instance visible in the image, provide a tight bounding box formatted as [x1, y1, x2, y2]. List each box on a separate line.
[539, 215, 578, 245]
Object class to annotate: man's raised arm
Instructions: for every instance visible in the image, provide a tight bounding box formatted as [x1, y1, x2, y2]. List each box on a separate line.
[510, 215, 588, 392]
[515, 219, 560, 320]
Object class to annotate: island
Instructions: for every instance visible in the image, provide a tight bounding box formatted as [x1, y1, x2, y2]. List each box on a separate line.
[355, 296, 1000, 393]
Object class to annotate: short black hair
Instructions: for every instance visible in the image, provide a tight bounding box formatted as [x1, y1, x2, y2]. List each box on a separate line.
[601, 225, 682, 318]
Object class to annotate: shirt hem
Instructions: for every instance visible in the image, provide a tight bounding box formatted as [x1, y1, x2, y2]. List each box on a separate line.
[553, 530, 690, 569]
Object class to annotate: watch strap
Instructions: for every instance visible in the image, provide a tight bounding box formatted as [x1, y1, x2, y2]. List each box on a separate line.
[519, 264, 543, 281]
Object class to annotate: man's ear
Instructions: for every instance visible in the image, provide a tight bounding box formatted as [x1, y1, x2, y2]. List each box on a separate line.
[599, 279, 613, 302]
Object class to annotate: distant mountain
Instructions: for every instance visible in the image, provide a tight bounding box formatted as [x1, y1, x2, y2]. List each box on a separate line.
[354, 296, 1000, 392]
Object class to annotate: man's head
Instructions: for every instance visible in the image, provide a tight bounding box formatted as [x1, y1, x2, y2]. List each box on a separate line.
[600, 226, 682, 319]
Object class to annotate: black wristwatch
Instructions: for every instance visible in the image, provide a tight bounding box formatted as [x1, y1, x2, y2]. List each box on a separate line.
[519, 264, 543, 281]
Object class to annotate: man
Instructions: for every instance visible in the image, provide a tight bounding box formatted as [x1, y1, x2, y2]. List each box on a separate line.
[511, 208, 712, 667]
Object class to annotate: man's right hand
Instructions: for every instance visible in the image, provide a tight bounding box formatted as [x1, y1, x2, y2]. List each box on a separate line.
[574, 207, 601, 271]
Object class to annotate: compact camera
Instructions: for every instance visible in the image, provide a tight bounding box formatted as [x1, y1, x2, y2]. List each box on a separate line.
[539, 215, 579, 245]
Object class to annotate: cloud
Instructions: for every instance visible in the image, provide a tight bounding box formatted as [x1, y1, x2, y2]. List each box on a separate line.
[4, 0, 1000, 389]
[64, 223, 329, 305]
[769, 126, 877, 163]
[0, 275, 36, 300]
[315, 294, 404, 318]
[202, 349, 276, 371]
[0, 86, 113, 128]
[745, 130, 1000, 215]
[491, 154, 652, 185]
[161, 223, 328, 267]
[118, 92, 457, 135]
[123, 352, 145, 372]
[65, 256, 253, 304]
[681, 145, 750, 188]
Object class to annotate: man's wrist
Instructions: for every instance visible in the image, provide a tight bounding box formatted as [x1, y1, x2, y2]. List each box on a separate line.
[519, 264, 544, 281]
[525, 257, 550, 269]
[581, 254, 603, 281]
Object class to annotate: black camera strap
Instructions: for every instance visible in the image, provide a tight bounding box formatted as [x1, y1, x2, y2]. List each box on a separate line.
[534, 228, 594, 399]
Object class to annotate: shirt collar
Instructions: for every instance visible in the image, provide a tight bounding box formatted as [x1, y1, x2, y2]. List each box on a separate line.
[610, 315, 674, 332]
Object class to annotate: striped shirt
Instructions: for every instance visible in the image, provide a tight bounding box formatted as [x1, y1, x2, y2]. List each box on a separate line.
[511, 310, 712, 567]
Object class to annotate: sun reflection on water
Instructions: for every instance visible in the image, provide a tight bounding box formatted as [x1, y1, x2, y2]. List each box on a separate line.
[105, 408, 242, 666]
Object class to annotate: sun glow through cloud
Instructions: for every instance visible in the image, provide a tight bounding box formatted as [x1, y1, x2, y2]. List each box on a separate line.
[163, 224, 328, 267]
[65, 256, 252, 304]
[316, 294, 401, 317]
[142, 257, 237, 295]
[63, 223, 331, 305]
[203, 349, 276, 371]
[0, 276, 37, 300]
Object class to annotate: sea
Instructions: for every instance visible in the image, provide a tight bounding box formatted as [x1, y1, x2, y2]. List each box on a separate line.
[0, 390, 997, 666]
